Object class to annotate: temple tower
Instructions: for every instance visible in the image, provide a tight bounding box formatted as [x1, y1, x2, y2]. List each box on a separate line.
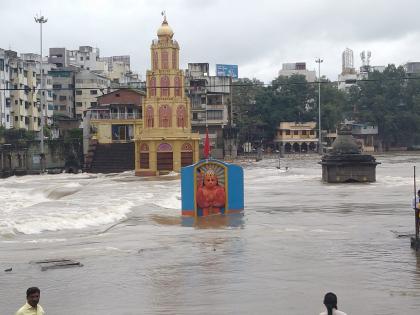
[135, 15, 200, 176]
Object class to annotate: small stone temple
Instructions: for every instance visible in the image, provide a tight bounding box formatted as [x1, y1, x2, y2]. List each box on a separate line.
[320, 125, 379, 183]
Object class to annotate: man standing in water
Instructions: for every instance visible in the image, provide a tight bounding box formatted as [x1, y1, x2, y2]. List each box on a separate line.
[15, 287, 45, 315]
[412, 189, 420, 209]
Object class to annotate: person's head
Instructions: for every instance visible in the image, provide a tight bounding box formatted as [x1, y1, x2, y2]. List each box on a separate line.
[26, 287, 40, 307]
[417, 189, 420, 197]
[204, 170, 218, 188]
[323, 292, 337, 315]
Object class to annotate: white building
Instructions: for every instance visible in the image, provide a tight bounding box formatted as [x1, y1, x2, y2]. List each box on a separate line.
[75, 70, 110, 119]
[278, 62, 316, 82]
[0, 49, 12, 129]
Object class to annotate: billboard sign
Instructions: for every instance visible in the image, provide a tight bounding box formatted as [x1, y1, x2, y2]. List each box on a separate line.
[216, 64, 238, 79]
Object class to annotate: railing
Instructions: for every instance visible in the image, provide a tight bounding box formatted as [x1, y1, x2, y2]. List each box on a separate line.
[90, 111, 141, 120]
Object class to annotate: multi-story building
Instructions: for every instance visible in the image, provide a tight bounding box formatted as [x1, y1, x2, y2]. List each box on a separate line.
[75, 70, 110, 120]
[49, 68, 76, 118]
[185, 63, 231, 159]
[278, 62, 316, 82]
[134, 16, 200, 176]
[21, 53, 54, 127]
[7, 51, 42, 131]
[49, 47, 136, 84]
[86, 88, 145, 146]
[0, 49, 11, 128]
[338, 48, 358, 91]
[274, 121, 318, 153]
[405, 62, 420, 75]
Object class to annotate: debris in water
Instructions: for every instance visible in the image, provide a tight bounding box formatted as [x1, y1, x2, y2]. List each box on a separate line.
[31, 259, 83, 271]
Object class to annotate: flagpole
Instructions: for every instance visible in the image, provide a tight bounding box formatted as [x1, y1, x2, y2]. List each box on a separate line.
[205, 85, 209, 160]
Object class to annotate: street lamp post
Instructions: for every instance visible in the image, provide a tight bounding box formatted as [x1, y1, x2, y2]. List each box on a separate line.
[34, 14, 47, 171]
[315, 58, 323, 154]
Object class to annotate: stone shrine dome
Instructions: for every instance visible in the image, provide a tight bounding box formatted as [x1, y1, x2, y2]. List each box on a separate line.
[319, 124, 379, 183]
[331, 126, 360, 154]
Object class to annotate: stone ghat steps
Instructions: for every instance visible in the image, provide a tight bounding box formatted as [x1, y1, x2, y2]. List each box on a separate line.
[89, 143, 135, 174]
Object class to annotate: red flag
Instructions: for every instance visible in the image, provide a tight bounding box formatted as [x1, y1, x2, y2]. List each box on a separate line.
[204, 128, 210, 159]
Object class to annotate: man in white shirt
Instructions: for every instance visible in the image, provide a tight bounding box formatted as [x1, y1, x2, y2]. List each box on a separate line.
[15, 287, 45, 315]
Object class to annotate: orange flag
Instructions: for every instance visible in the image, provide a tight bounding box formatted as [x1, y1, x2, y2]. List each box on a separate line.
[204, 128, 210, 159]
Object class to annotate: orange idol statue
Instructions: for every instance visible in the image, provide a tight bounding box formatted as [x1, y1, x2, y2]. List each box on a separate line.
[196, 170, 226, 216]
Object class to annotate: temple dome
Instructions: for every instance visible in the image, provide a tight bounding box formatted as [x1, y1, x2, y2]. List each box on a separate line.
[157, 18, 174, 38]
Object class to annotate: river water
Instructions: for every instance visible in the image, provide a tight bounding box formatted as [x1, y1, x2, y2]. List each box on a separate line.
[1, 153, 420, 315]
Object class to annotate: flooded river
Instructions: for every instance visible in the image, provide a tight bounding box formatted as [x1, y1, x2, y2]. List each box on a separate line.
[1, 153, 420, 314]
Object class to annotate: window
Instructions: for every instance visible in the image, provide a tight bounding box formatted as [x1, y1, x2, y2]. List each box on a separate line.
[60, 105, 66, 111]
[76, 102, 83, 107]
[174, 76, 181, 97]
[15, 116, 18, 122]
[153, 51, 158, 70]
[90, 102, 97, 107]
[160, 76, 169, 97]
[80, 56, 84, 61]
[193, 113, 198, 120]
[59, 95, 67, 101]
[90, 90, 97, 95]
[207, 110, 223, 120]
[161, 51, 169, 69]
[172, 50, 177, 69]
[310, 130, 315, 135]
[86, 56, 90, 60]
[159, 105, 171, 127]
[176, 105, 186, 128]
[53, 94, 57, 100]
[149, 77, 156, 97]
[76, 90, 82, 95]
[302, 130, 307, 135]
[293, 130, 298, 135]
[285, 130, 290, 135]
[53, 84, 62, 89]
[146, 106, 154, 127]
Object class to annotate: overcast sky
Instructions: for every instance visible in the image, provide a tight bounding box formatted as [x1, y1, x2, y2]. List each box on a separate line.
[1, 0, 420, 83]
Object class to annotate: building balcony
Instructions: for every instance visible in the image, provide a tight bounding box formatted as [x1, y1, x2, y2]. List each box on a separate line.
[206, 104, 225, 110]
[90, 110, 142, 120]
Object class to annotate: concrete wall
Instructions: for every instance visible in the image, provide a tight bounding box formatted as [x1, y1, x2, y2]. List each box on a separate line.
[0, 140, 83, 177]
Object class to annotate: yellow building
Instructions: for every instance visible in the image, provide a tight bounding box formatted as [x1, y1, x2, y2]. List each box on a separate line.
[135, 16, 200, 176]
[275, 121, 319, 153]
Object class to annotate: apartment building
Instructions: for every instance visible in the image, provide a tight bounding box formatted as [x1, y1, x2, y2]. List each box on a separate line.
[7, 51, 41, 131]
[75, 70, 110, 119]
[185, 63, 231, 158]
[49, 47, 137, 85]
[21, 53, 54, 127]
[49, 68, 76, 118]
[0, 49, 11, 128]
